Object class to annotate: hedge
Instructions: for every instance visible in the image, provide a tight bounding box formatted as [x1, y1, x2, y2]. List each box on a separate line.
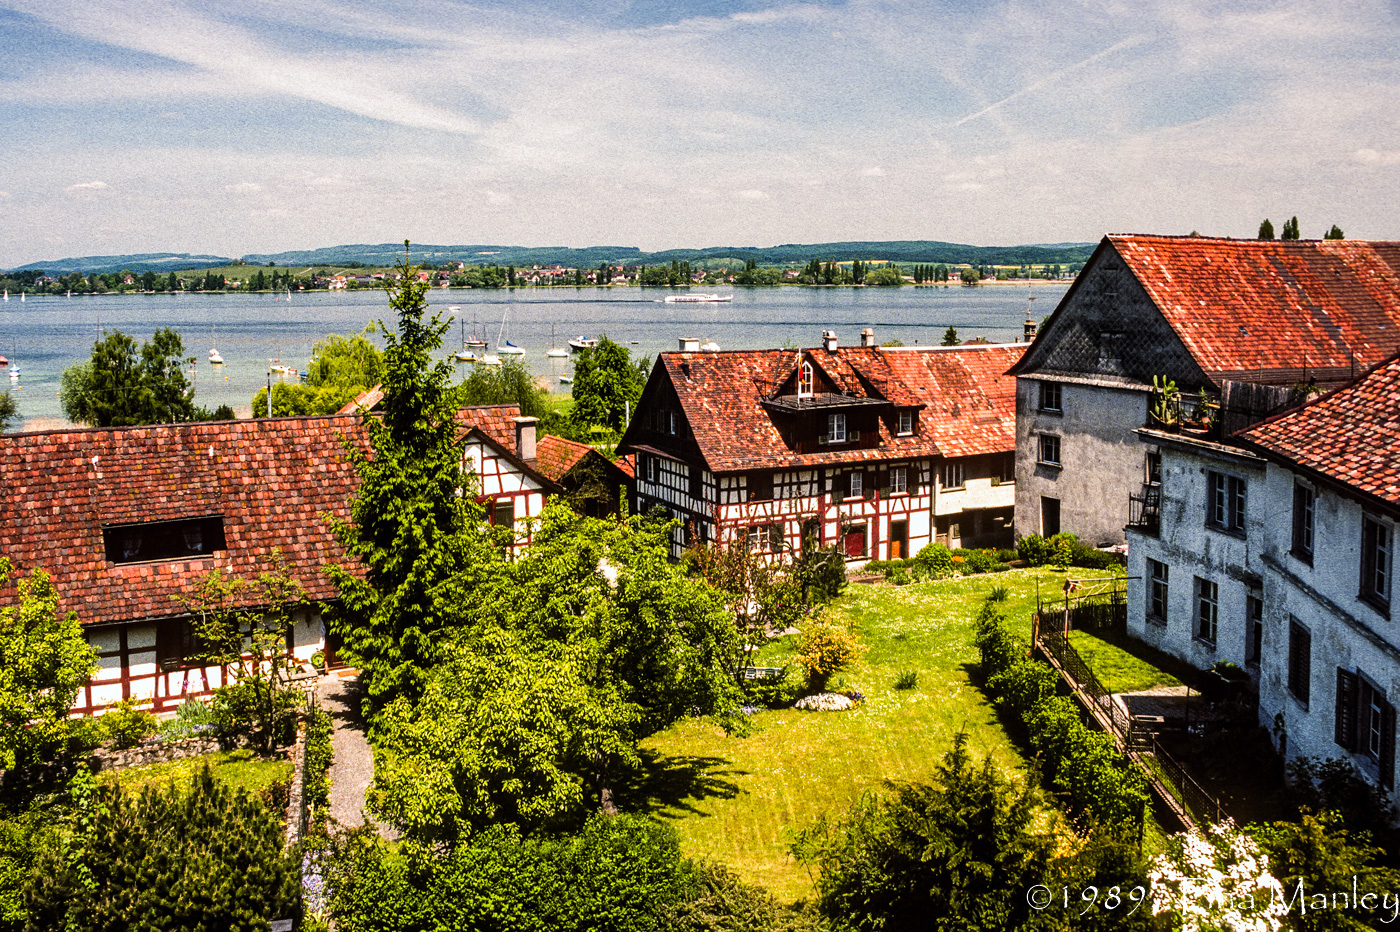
[972, 597, 1146, 825]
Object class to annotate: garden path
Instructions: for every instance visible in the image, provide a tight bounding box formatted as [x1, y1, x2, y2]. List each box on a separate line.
[317, 675, 379, 831]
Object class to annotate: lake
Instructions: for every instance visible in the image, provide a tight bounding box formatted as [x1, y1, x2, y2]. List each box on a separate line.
[0, 282, 1066, 429]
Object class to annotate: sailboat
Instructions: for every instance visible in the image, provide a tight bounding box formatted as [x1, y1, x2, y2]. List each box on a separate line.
[545, 324, 567, 358]
[209, 326, 224, 365]
[2, 290, 7, 301]
[464, 307, 487, 349]
[496, 307, 525, 355]
[453, 312, 478, 363]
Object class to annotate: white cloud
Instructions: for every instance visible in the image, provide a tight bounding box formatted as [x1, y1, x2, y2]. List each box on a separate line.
[736, 190, 769, 201]
[66, 181, 109, 192]
[225, 182, 262, 194]
[860, 167, 884, 177]
[1356, 148, 1400, 165]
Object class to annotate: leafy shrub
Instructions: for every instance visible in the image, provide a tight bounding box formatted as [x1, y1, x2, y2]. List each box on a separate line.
[746, 667, 804, 709]
[994, 548, 1018, 564]
[1287, 756, 1397, 841]
[889, 569, 910, 586]
[1015, 534, 1053, 566]
[26, 766, 299, 930]
[304, 706, 334, 827]
[795, 546, 846, 604]
[327, 814, 694, 932]
[985, 660, 1057, 711]
[796, 622, 867, 693]
[913, 543, 955, 578]
[667, 860, 828, 932]
[988, 585, 1009, 603]
[1048, 532, 1077, 568]
[952, 549, 1004, 574]
[893, 670, 918, 690]
[210, 681, 302, 749]
[98, 698, 157, 749]
[157, 697, 216, 742]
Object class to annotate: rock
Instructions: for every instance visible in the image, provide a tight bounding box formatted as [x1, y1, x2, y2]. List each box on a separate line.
[794, 692, 854, 712]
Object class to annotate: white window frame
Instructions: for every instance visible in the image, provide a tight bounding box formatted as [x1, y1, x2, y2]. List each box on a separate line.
[890, 466, 907, 495]
[848, 471, 863, 499]
[828, 413, 847, 443]
[1038, 434, 1060, 467]
[897, 410, 913, 435]
[941, 460, 964, 490]
[799, 361, 814, 397]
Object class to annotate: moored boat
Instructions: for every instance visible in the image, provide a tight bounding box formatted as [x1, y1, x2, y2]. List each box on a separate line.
[567, 336, 598, 352]
[664, 293, 732, 304]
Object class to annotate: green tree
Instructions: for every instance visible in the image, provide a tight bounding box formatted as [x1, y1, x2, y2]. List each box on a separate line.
[941, 326, 960, 346]
[793, 732, 1053, 931]
[958, 267, 980, 285]
[251, 329, 384, 417]
[176, 549, 308, 753]
[0, 393, 17, 433]
[683, 538, 804, 682]
[1253, 812, 1400, 932]
[325, 247, 502, 715]
[569, 337, 648, 433]
[1282, 215, 1301, 240]
[0, 560, 97, 769]
[1258, 218, 1276, 240]
[26, 767, 298, 931]
[1325, 224, 1345, 240]
[369, 504, 743, 839]
[59, 328, 198, 427]
[455, 357, 549, 419]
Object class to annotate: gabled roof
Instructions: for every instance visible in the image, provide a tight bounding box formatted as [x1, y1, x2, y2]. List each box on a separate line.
[1236, 351, 1400, 510]
[1112, 235, 1400, 382]
[452, 403, 523, 451]
[534, 435, 595, 482]
[633, 343, 1025, 472]
[0, 417, 366, 626]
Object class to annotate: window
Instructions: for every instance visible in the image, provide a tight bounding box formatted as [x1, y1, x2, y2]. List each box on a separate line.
[828, 413, 847, 443]
[1041, 497, 1060, 536]
[747, 523, 782, 554]
[668, 410, 678, 436]
[1039, 381, 1062, 412]
[492, 498, 516, 528]
[1206, 472, 1247, 535]
[1246, 594, 1263, 666]
[1361, 515, 1393, 614]
[156, 619, 196, 672]
[890, 467, 907, 494]
[1038, 434, 1061, 467]
[848, 471, 864, 499]
[103, 516, 227, 564]
[1292, 483, 1315, 562]
[1146, 451, 1162, 487]
[1335, 669, 1396, 787]
[1288, 619, 1311, 705]
[1147, 559, 1168, 626]
[994, 453, 1016, 486]
[645, 455, 656, 482]
[799, 361, 814, 397]
[1194, 577, 1218, 646]
[897, 410, 913, 435]
[941, 460, 964, 490]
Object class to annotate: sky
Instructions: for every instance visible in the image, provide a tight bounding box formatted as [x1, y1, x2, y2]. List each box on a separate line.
[1, 0, 1398, 267]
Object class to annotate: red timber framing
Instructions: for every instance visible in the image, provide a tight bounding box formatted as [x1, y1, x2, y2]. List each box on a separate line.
[621, 336, 1025, 563]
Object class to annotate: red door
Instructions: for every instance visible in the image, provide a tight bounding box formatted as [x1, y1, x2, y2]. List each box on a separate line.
[843, 524, 867, 559]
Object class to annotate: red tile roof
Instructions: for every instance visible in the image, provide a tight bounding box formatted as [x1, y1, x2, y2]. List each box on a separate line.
[651, 343, 1024, 472]
[534, 435, 594, 482]
[613, 453, 635, 479]
[1111, 235, 1400, 382]
[452, 404, 522, 451]
[1236, 352, 1400, 509]
[0, 417, 367, 627]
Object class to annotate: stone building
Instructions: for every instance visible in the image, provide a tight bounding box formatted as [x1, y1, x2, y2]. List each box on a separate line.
[1011, 234, 1400, 547]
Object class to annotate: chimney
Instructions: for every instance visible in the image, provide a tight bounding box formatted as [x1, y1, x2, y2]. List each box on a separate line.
[1023, 313, 1038, 343]
[513, 416, 538, 460]
[822, 330, 838, 351]
[860, 327, 876, 348]
[679, 337, 700, 352]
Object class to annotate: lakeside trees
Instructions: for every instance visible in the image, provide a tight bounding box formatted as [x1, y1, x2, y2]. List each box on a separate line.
[251, 330, 384, 417]
[59, 328, 200, 426]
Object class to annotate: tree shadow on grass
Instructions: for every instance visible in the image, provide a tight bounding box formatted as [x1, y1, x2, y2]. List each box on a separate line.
[614, 747, 748, 818]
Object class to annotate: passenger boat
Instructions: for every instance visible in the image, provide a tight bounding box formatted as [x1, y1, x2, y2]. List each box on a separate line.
[567, 336, 598, 352]
[664, 293, 732, 304]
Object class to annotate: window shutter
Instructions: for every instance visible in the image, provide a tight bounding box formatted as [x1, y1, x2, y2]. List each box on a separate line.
[1336, 669, 1358, 751]
[1382, 702, 1396, 790]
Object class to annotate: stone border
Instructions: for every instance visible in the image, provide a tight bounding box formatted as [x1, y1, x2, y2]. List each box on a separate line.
[284, 714, 311, 850]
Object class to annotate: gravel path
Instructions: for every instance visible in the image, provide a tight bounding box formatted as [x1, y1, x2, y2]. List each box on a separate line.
[317, 675, 375, 830]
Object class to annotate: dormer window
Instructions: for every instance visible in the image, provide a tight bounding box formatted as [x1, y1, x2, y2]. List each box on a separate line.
[103, 516, 227, 564]
[897, 410, 913, 435]
[828, 413, 847, 443]
[799, 361, 814, 397]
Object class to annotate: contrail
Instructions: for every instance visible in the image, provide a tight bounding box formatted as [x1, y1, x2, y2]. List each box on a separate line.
[953, 34, 1150, 127]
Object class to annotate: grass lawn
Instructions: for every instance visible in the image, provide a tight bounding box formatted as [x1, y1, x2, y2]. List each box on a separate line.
[638, 567, 1073, 901]
[1068, 630, 1182, 694]
[97, 749, 293, 798]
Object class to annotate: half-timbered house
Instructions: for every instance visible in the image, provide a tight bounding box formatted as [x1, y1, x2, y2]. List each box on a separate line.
[0, 404, 557, 715]
[617, 331, 1024, 562]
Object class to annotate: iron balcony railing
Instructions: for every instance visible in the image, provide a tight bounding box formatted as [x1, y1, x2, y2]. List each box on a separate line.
[1128, 487, 1161, 537]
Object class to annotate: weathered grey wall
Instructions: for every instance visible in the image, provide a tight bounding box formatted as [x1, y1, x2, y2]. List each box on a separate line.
[1015, 379, 1151, 545]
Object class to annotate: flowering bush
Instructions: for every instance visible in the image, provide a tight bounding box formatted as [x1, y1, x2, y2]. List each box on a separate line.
[1149, 819, 1287, 932]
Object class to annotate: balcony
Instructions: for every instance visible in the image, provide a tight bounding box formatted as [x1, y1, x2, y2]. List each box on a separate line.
[1127, 486, 1161, 537]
